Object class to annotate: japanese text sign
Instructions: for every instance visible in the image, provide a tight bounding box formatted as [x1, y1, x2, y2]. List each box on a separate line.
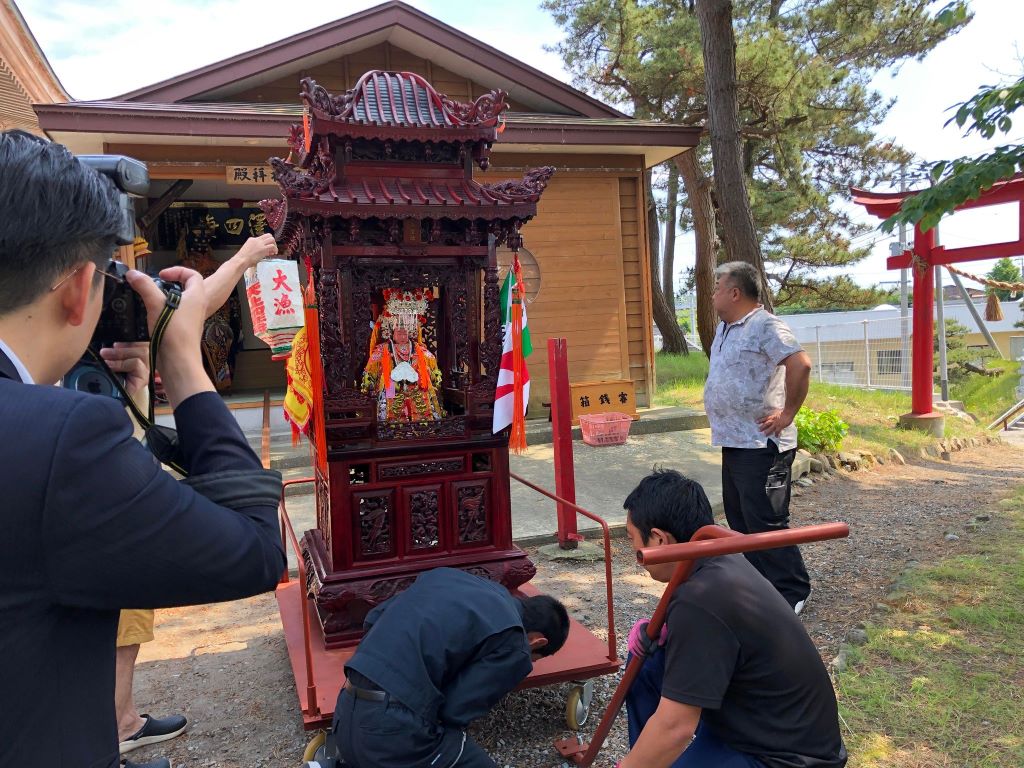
[569, 379, 637, 425]
[226, 165, 276, 185]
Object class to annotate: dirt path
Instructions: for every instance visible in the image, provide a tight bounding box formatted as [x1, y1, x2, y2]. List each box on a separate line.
[132, 442, 1024, 768]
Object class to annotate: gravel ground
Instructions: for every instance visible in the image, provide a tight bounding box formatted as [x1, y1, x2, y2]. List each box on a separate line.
[132, 442, 1024, 768]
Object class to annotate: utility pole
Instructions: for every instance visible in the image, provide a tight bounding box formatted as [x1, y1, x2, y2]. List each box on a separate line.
[935, 224, 949, 402]
[899, 166, 910, 389]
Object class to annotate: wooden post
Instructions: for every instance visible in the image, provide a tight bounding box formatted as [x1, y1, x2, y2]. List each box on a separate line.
[548, 337, 578, 549]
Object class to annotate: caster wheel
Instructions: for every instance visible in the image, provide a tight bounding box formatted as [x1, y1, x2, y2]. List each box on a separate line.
[565, 680, 594, 730]
[302, 730, 327, 763]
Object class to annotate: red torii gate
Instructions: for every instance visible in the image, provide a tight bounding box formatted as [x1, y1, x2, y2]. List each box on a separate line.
[852, 175, 1024, 434]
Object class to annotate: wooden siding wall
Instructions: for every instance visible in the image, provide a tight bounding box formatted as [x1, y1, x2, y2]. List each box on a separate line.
[480, 170, 651, 410]
[228, 42, 527, 110]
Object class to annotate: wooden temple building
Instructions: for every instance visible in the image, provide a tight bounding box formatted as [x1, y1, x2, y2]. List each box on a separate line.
[30, 0, 699, 410]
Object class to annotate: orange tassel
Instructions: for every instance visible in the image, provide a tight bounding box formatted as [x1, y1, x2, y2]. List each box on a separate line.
[380, 346, 392, 394]
[302, 107, 311, 155]
[368, 321, 379, 357]
[417, 342, 430, 390]
[509, 252, 527, 454]
[303, 260, 327, 473]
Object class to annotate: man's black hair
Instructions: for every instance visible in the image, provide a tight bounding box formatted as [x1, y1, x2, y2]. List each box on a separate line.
[0, 130, 122, 314]
[624, 468, 714, 545]
[520, 594, 570, 657]
[714, 261, 761, 301]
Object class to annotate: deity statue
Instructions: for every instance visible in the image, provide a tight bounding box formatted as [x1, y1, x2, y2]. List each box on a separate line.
[361, 288, 445, 422]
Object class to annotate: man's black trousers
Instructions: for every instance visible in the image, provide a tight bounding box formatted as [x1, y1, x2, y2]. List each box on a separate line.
[721, 443, 811, 607]
[333, 685, 495, 768]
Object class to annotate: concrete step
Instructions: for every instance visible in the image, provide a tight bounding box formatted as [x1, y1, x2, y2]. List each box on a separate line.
[282, 464, 316, 496]
[252, 406, 711, 477]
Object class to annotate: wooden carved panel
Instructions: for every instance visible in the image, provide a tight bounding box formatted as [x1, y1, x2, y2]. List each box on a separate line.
[378, 458, 464, 479]
[376, 416, 467, 441]
[456, 482, 490, 545]
[355, 491, 393, 557]
[317, 268, 345, 392]
[407, 487, 441, 551]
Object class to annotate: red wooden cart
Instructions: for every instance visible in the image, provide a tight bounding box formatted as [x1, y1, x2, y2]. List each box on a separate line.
[276, 474, 624, 761]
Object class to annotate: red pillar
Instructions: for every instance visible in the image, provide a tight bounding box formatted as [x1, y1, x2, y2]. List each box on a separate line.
[548, 337, 579, 549]
[910, 224, 936, 416]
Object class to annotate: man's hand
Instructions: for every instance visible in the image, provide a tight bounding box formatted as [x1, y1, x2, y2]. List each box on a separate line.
[234, 234, 279, 271]
[628, 618, 668, 659]
[126, 267, 215, 409]
[757, 408, 795, 437]
[203, 235, 279, 319]
[98, 342, 149, 398]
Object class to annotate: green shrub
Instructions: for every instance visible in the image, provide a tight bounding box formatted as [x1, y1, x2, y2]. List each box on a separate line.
[794, 406, 849, 454]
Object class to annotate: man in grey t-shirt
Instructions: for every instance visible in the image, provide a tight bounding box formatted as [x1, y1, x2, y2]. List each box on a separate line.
[704, 262, 813, 611]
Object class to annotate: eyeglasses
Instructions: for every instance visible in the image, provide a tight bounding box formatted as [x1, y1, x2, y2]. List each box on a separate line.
[50, 263, 124, 292]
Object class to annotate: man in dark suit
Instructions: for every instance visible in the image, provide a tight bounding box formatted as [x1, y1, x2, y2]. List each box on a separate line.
[0, 130, 287, 768]
[333, 568, 570, 768]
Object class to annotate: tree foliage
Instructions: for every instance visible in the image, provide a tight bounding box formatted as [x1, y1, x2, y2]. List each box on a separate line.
[934, 317, 994, 384]
[543, 0, 969, 353]
[985, 257, 1023, 301]
[884, 72, 1024, 232]
[775, 276, 900, 314]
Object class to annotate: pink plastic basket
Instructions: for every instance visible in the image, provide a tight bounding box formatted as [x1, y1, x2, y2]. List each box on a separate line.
[579, 412, 633, 446]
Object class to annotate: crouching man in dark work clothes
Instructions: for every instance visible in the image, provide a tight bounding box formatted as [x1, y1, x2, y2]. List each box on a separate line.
[329, 567, 569, 768]
[617, 470, 847, 768]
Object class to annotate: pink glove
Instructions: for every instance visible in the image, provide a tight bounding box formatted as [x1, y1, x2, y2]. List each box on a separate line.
[628, 618, 668, 658]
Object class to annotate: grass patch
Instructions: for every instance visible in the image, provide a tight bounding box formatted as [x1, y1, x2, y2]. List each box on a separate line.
[653, 352, 709, 410]
[653, 353, 994, 455]
[837, 487, 1024, 767]
[950, 358, 1021, 425]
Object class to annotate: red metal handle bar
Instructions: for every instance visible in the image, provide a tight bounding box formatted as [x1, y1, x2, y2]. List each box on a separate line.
[509, 472, 618, 663]
[278, 475, 317, 581]
[640, 523, 850, 565]
[559, 521, 849, 766]
[279, 479, 318, 718]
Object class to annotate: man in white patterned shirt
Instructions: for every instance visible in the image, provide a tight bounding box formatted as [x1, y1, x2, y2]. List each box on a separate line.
[703, 262, 813, 613]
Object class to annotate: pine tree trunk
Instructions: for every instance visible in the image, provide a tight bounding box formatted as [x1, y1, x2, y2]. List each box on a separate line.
[695, 0, 773, 311]
[645, 170, 689, 355]
[674, 151, 718, 357]
[663, 165, 679, 310]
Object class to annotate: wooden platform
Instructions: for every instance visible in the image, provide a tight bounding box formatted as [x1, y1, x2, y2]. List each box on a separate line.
[276, 579, 621, 730]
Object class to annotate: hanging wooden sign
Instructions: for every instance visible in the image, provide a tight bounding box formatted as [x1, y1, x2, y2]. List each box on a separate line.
[226, 165, 276, 185]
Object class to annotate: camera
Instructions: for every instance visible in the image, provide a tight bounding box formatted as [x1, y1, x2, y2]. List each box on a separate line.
[77, 154, 149, 246]
[93, 258, 178, 345]
[64, 154, 179, 400]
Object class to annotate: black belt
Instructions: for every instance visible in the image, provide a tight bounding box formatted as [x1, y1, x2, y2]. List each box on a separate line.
[346, 684, 389, 708]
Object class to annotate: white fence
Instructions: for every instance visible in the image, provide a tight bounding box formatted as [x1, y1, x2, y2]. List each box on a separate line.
[791, 315, 913, 391]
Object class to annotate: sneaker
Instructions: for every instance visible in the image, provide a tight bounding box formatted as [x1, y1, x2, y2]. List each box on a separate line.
[794, 590, 812, 616]
[123, 759, 171, 768]
[119, 714, 187, 754]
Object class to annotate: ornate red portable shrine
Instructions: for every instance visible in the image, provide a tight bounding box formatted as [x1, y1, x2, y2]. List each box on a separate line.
[262, 71, 554, 647]
[852, 176, 1024, 433]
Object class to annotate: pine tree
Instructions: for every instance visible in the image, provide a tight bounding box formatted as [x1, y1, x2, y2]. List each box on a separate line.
[544, 0, 968, 354]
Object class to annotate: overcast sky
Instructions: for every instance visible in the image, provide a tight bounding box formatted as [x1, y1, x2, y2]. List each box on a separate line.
[19, 0, 1024, 293]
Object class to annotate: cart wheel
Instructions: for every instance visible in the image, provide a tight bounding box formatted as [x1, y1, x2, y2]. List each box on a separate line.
[302, 730, 326, 763]
[565, 680, 594, 730]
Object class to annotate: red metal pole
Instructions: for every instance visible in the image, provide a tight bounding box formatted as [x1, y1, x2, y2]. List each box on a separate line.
[510, 471, 618, 661]
[911, 224, 936, 415]
[548, 337, 579, 549]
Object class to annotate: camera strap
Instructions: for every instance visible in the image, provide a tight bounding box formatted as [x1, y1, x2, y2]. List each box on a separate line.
[88, 288, 189, 476]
